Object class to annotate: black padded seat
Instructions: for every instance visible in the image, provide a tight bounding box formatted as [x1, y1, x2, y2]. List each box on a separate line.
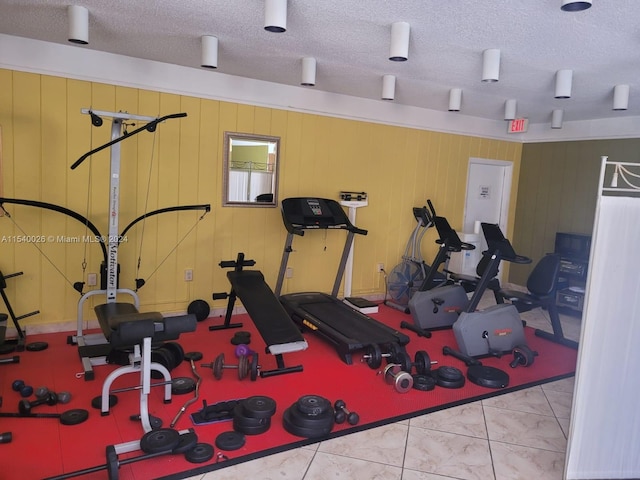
[498, 254, 560, 312]
[95, 302, 196, 347]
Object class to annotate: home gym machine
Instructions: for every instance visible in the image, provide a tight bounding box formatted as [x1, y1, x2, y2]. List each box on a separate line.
[384, 200, 446, 312]
[275, 197, 410, 365]
[407, 215, 477, 330]
[0, 270, 41, 353]
[452, 222, 532, 357]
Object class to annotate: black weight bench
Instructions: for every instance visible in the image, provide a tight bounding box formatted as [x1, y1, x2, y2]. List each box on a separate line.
[94, 302, 197, 432]
[210, 253, 308, 377]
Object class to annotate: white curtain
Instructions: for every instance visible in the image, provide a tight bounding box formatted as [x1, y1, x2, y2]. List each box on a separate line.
[566, 195, 640, 479]
[251, 172, 274, 201]
[228, 170, 249, 202]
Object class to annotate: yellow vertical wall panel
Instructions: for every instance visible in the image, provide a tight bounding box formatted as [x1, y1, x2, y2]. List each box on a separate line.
[1, 69, 523, 326]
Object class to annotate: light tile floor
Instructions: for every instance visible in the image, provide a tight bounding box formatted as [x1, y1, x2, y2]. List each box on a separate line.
[184, 298, 582, 480]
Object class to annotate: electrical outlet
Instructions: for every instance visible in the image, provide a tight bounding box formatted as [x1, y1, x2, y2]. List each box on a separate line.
[285, 267, 294, 278]
[376, 263, 385, 273]
[87, 273, 97, 286]
[184, 269, 193, 282]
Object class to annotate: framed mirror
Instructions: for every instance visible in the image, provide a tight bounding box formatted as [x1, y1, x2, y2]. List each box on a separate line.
[222, 132, 280, 207]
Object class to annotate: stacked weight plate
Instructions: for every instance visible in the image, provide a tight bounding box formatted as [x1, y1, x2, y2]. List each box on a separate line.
[282, 395, 334, 439]
[232, 395, 277, 435]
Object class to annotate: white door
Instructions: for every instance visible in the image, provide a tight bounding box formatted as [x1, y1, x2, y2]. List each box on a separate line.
[461, 158, 513, 277]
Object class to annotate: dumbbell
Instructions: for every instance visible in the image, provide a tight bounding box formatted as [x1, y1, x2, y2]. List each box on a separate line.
[381, 363, 414, 393]
[360, 343, 405, 369]
[510, 344, 539, 368]
[18, 392, 59, 415]
[334, 400, 359, 425]
[35, 387, 72, 404]
[11, 380, 33, 398]
[201, 353, 261, 381]
[394, 350, 438, 374]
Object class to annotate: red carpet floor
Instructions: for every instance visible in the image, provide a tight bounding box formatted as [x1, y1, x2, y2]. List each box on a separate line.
[0, 304, 578, 480]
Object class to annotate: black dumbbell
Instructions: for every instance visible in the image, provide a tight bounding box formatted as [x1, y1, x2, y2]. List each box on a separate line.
[18, 392, 58, 415]
[201, 353, 261, 381]
[334, 400, 359, 425]
[360, 343, 405, 369]
[11, 380, 33, 398]
[394, 350, 438, 374]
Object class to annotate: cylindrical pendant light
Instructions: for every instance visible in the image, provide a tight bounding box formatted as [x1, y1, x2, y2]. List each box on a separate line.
[555, 69, 573, 99]
[68, 5, 89, 44]
[448, 88, 462, 112]
[301, 57, 316, 86]
[265, 0, 287, 33]
[613, 84, 630, 111]
[551, 109, 564, 129]
[382, 75, 396, 100]
[201, 36, 218, 69]
[504, 99, 517, 120]
[561, 0, 592, 11]
[389, 22, 410, 62]
[482, 49, 500, 83]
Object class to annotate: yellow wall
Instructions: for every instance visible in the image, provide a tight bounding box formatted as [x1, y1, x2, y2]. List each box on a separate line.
[0, 69, 522, 327]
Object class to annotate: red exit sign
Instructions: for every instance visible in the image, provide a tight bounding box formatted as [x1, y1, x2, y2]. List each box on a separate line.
[507, 118, 528, 133]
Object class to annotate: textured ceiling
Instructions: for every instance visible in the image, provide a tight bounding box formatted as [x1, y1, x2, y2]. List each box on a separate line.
[1, 0, 639, 126]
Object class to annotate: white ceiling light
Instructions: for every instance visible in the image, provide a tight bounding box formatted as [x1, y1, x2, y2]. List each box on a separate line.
[555, 69, 573, 99]
[382, 75, 396, 100]
[482, 49, 500, 82]
[613, 84, 630, 111]
[301, 57, 316, 86]
[551, 109, 564, 129]
[389, 22, 410, 62]
[68, 5, 89, 45]
[561, 0, 592, 12]
[201, 36, 218, 69]
[504, 99, 517, 120]
[448, 88, 462, 112]
[265, 0, 287, 33]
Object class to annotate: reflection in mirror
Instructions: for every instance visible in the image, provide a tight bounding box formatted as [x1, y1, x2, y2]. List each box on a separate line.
[223, 132, 280, 207]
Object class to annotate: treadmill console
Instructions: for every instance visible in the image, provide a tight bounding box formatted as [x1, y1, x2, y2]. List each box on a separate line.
[281, 197, 367, 234]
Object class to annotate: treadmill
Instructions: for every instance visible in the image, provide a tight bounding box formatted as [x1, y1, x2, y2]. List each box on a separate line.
[275, 197, 410, 365]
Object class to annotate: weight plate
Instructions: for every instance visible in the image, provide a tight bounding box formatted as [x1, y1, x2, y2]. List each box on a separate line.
[106, 445, 118, 480]
[386, 343, 405, 363]
[231, 331, 251, 345]
[25, 341, 49, 352]
[215, 431, 246, 451]
[0, 344, 16, 354]
[396, 351, 413, 372]
[233, 418, 271, 435]
[413, 350, 432, 375]
[91, 394, 118, 410]
[164, 342, 185, 368]
[287, 402, 335, 430]
[296, 395, 331, 416]
[249, 353, 259, 381]
[242, 395, 276, 419]
[60, 408, 89, 426]
[436, 365, 464, 381]
[364, 344, 382, 369]
[238, 354, 249, 380]
[171, 376, 196, 395]
[184, 442, 215, 464]
[412, 374, 436, 391]
[172, 431, 199, 454]
[282, 407, 333, 439]
[467, 365, 509, 389]
[212, 353, 225, 380]
[151, 348, 174, 379]
[140, 428, 181, 454]
[232, 405, 271, 427]
[434, 368, 465, 389]
[184, 351, 203, 362]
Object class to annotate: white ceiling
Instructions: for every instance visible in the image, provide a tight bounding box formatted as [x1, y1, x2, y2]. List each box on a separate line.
[0, 0, 639, 127]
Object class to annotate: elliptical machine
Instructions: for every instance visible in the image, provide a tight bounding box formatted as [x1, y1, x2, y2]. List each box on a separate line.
[384, 200, 445, 312]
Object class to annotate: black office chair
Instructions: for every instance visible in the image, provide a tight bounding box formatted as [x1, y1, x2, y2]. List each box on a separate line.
[498, 253, 578, 349]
